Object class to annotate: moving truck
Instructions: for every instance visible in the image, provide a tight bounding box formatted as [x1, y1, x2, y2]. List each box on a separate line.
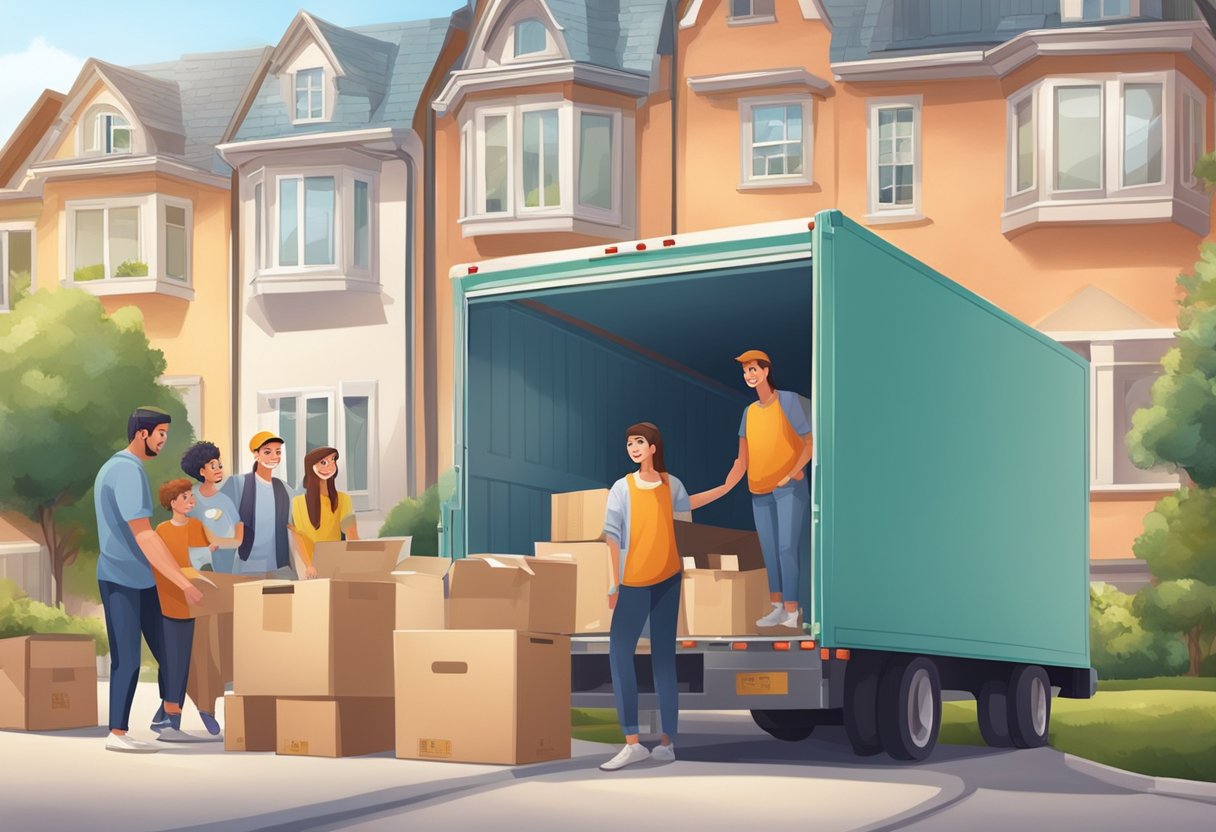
[442, 209, 1095, 760]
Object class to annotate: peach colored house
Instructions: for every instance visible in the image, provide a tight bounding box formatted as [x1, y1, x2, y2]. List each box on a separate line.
[424, 0, 1216, 585]
[0, 50, 266, 456]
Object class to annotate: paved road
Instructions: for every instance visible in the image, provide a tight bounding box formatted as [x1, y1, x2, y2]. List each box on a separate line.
[1, 685, 1212, 831]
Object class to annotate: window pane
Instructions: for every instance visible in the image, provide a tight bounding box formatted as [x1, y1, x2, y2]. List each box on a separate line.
[484, 114, 508, 213]
[279, 179, 299, 266]
[1103, 0, 1129, 16]
[306, 397, 328, 455]
[7, 231, 31, 307]
[788, 145, 803, 175]
[542, 110, 559, 207]
[1054, 86, 1102, 190]
[753, 106, 786, 144]
[279, 397, 298, 488]
[579, 113, 613, 210]
[523, 111, 540, 207]
[787, 105, 802, 141]
[296, 90, 310, 119]
[878, 108, 895, 138]
[1016, 97, 1034, 192]
[343, 395, 369, 492]
[303, 177, 334, 265]
[254, 183, 263, 270]
[110, 207, 140, 274]
[1188, 98, 1203, 184]
[166, 206, 187, 281]
[523, 110, 559, 208]
[731, 0, 751, 16]
[297, 68, 323, 119]
[1124, 83, 1162, 187]
[1083, 0, 1100, 18]
[111, 122, 131, 154]
[74, 210, 104, 281]
[515, 19, 547, 56]
[354, 180, 370, 269]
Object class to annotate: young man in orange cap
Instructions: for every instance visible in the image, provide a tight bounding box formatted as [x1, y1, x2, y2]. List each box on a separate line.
[218, 431, 298, 578]
[719, 351, 813, 629]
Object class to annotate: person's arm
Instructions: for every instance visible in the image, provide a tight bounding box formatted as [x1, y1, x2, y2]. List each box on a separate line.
[339, 493, 359, 540]
[203, 522, 244, 550]
[722, 436, 749, 492]
[603, 481, 627, 609]
[130, 519, 203, 604]
[777, 392, 814, 487]
[605, 535, 621, 611]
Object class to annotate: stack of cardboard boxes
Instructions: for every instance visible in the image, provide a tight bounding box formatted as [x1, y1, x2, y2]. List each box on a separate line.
[534, 489, 615, 634]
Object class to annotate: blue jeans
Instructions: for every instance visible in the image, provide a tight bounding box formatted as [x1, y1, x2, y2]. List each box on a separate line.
[752, 479, 810, 602]
[609, 572, 681, 741]
[160, 617, 195, 707]
[99, 581, 167, 732]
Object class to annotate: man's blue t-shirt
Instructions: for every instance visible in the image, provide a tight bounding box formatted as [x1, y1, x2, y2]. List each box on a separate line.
[94, 450, 155, 589]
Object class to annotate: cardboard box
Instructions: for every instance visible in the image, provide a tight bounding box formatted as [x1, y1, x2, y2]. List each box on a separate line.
[395, 630, 570, 765]
[223, 694, 276, 752]
[392, 556, 450, 630]
[186, 573, 257, 618]
[533, 542, 613, 633]
[313, 537, 411, 580]
[448, 555, 577, 635]
[550, 489, 610, 542]
[681, 554, 771, 636]
[276, 697, 395, 758]
[673, 521, 766, 570]
[233, 579, 397, 697]
[0, 635, 98, 731]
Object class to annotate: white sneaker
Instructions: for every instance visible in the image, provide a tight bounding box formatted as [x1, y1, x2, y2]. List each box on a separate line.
[105, 733, 160, 754]
[779, 609, 802, 629]
[756, 604, 785, 627]
[600, 742, 651, 771]
[651, 743, 676, 762]
[157, 727, 215, 743]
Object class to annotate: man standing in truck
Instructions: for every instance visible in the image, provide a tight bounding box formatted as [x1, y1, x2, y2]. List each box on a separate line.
[719, 351, 813, 629]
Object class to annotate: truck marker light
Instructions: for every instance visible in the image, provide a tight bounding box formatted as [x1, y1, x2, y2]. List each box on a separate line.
[731, 642, 749, 651]
[773, 642, 790, 651]
[835, 649, 851, 661]
[799, 641, 817, 650]
[467, 265, 479, 274]
[636, 242, 647, 251]
[663, 238, 676, 247]
[807, 220, 815, 231]
[820, 648, 831, 660]
[681, 640, 697, 649]
[604, 246, 619, 254]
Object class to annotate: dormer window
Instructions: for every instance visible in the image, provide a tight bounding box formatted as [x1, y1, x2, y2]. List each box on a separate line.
[730, 0, 776, 23]
[295, 67, 325, 122]
[514, 19, 547, 57]
[1061, 0, 1137, 21]
[83, 107, 132, 156]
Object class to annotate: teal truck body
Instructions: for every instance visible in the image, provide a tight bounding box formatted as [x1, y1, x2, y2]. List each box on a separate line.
[443, 209, 1094, 759]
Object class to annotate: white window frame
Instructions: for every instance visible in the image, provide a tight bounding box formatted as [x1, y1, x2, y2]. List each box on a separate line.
[459, 122, 472, 219]
[1117, 76, 1167, 191]
[1060, 0, 1139, 22]
[260, 388, 336, 491]
[161, 375, 202, 437]
[80, 106, 134, 156]
[866, 96, 923, 222]
[1048, 81, 1107, 196]
[1007, 88, 1037, 197]
[159, 197, 193, 284]
[294, 68, 326, 124]
[339, 380, 378, 512]
[728, 0, 776, 25]
[0, 223, 35, 313]
[516, 101, 569, 214]
[739, 95, 813, 189]
[1180, 82, 1206, 191]
[573, 105, 623, 224]
[513, 18, 549, 58]
[276, 173, 337, 269]
[474, 106, 516, 217]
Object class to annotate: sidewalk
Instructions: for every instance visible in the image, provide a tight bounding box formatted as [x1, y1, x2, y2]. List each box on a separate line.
[0, 682, 609, 832]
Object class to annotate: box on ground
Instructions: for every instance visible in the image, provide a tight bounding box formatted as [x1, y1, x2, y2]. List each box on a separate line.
[534, 541, 613, 633]
[234, 579, 397, 697]
[550, 489, 609, 542]
[224, 694, 276, 752]
[395, 630, 571, 765]
[313, 537, 411, 580]
[0, 635, 98, 731]
[276, 697, 395, 758]
[187, 573, 257, 617]
[448, 555, 576, 635]
[392, 556, 450, 630]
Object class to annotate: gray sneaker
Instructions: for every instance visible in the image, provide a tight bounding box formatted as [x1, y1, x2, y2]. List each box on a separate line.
[600, 742, 651, 771]
[157, 727, 217, 743]
[106, 733, 160, 753]
[756, 604, 785, 627]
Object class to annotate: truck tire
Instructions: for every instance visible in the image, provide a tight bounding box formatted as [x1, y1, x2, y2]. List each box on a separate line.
[1008, 665, 1051, 748]
[751, 709, 817, 742]
[876, 655, 941, 761]
[843, 655, 883, 756]
[976, 680, 1013, 748]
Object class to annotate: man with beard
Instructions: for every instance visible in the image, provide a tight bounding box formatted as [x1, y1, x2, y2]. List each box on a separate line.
[221, 431, 298, 579]
[95, 407, 204, 753]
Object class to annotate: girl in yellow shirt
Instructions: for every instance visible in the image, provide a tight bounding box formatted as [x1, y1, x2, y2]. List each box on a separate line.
[289, 447, 359, 578]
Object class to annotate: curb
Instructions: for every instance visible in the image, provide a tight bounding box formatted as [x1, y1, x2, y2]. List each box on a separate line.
[1064, 754, 1216, 804]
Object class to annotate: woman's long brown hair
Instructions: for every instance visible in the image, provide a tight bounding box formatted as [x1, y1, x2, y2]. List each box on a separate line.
[625, 422, 667, 474]
[303, 446, 340, 529]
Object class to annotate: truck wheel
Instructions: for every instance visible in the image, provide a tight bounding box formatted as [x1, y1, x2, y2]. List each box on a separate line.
[751, 709, 817, 742]
[976, 680, 1013, 748]
[876, 655, 941, 761]
[1008, 665, 1051, 748]
[843, 655, 883, 756]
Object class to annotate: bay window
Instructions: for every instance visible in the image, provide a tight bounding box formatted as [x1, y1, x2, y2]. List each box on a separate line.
[65, 195, 192, 297]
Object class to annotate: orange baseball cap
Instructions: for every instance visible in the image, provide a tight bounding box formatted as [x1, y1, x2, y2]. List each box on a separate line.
[248, 430, 284, 453]
[735, 349, 771, 364]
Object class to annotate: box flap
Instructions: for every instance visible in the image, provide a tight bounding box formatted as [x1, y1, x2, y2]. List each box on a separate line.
[391, 555, 451, 578]
[313, 538, 408, 580]
[470, 554, 535, 575]
[27, 636, 96, 670]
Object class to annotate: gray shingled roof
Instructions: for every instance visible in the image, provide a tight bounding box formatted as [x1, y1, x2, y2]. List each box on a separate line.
[821, 0, 1200, 64]
[233, 16, 450, 142]
[543, 0, 672, 74]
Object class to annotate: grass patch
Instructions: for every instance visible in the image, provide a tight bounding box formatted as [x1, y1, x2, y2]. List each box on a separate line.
[1098, 676, 1216, 692]
[572, 708, 624, 744]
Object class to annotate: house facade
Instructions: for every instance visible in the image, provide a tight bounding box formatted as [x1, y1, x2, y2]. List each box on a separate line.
[218, 12, 449, 534]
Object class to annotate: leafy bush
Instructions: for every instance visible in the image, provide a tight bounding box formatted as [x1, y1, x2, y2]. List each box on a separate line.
[114, 260, 149, 277]
[72, 263, 105, 282]
[1091, 582, 1188, 679]
[379, 485, 439, 556]
[0, 579, 108, 656]
[8, 269, 31, 306]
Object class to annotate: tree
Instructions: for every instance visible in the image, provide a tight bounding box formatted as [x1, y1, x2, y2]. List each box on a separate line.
[1090, 582, 1188, 680]
[0, 290, 193, 606]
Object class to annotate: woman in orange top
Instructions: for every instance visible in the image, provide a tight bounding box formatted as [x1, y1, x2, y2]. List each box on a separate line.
[599, 422, 725, 771]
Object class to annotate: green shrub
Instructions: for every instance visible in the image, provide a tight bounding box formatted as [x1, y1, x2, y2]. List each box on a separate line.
[1091, 582, 1188, 679]
[0, 579, 108, 655]
[72, 263, 105, 282]
[8, 269, 31, 306]
[379, 485, 439, 555]
[114, 260, 149, 277]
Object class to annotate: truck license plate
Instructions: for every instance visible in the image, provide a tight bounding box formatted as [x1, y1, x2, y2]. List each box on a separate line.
[736, 672, 789, 695]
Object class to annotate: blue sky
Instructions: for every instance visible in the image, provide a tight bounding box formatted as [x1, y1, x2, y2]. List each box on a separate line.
[0, 0, 465, 148]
